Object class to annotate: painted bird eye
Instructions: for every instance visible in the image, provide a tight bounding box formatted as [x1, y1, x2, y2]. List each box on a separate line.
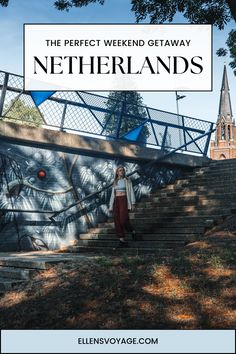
[37, 170, 46, 179]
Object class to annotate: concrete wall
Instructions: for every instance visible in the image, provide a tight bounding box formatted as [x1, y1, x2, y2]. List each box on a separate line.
[0, 121, 209, 167]
[0, 122, 207, 252]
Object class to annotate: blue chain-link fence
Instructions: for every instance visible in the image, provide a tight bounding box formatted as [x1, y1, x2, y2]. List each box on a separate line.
[0, 70, 214, 156]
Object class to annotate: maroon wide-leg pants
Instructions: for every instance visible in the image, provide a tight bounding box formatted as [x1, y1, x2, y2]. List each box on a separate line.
[113, 196, 133, 238]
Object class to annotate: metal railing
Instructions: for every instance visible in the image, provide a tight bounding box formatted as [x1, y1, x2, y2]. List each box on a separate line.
[0, 69, 216, 244]
[0, 70, 215, 156]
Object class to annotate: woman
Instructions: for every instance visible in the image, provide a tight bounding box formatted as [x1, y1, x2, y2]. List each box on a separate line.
[109, 165, 137, 247]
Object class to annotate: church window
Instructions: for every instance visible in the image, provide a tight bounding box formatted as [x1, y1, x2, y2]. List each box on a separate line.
[221, 124, 225, 139]
[228, 126, 231, 142]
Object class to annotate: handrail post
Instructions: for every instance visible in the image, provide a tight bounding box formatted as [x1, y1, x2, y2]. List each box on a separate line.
[161, 126, 168, 150]
[60, 103, 67, 132]
[147, 107, 159, 146]
[204, 123, 214, 156]
[0, 72, 9, 117]
[182, 116, 187, 151]
[116, 105, 123, 138]
[116, 95, 126, 138]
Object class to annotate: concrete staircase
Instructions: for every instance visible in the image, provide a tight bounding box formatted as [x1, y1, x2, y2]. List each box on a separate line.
[0, 253, 75, 294]
[0, 264, 36, 293]
[66, 159, 236, 254]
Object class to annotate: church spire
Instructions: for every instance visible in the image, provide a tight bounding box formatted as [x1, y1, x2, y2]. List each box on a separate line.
[218, 64, 233, 121]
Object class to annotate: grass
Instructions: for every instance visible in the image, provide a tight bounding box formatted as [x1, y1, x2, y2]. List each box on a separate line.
[0, 231, 235, 329]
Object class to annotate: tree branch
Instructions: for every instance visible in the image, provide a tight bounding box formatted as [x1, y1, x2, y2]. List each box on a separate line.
[226, 0, 236, 21]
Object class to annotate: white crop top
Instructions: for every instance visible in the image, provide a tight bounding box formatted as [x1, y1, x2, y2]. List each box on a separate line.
[114, 178, 126, 192]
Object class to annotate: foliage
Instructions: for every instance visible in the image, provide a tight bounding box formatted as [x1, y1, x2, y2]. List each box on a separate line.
[216, 48, 228, 57]
[226, 29, 236, 75]
[2, 0, 234, 27]
[217, 30, 236, 76]
[54, 0, 105, 11]
[3, 99, 44, 127]
[51, 0, 236, 27]
[131, 0, 233, 28]
[207, 255, 225, 268]
[0, 0, 8, 6]
[97, 255, 113, 267]
[121, 254, 143, 266]
[104, 91, 150, 142]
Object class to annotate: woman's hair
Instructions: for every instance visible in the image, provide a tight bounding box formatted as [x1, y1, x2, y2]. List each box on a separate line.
[113, 165, 127, 185]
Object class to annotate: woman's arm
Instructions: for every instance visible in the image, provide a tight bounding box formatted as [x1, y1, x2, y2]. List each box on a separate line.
[129, 179, 136, 206]
[109, 187, 115, 211]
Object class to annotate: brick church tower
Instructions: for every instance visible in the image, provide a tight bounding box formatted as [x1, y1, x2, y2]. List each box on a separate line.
[210, 64, 235, 160]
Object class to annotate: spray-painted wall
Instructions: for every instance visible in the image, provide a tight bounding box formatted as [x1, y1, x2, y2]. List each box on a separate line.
[0, 141, 186, 251]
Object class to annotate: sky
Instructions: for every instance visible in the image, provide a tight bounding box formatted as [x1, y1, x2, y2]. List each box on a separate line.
[0, 0, 235, 124]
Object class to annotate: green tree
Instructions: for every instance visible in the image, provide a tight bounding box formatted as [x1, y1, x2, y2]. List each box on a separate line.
[53, 0, 236, 25]
[54, 0, 105, 10]
[0, 0, 8, 6]
[1, 0, 235, 22]
[3, 99, 44, 127]
[104, 91, 150, 142]
[217, 29, 236, 75]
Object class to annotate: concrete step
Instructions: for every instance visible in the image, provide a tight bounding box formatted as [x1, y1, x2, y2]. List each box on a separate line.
[137, 197, 236, 208]
[160, 186, 236, 196]
[158, 184, 236, 193]
[81, 226, 203, 236]
[0, 277, 25, 292]
[133, 216, 213, 223]
[154, 192, 235, 200]
[87, 220, 207, 229]
[149, 192, 236, 200]
[77, 240, 187, 248]
[135, 203, 229, 211]
[180, 169, 236, 178]
[99, 211, 212, 226]
[128, 215, 225, 222]
[0, 259, 49, 270]
[0, 257, 71, 270]
[68, 245, 183, 255]
[169, 175, 236, 184]
[79, 233, 195, 241]
[207, 161, 236, 167]
[169, 179, 234, 189]
[102, 215, 221, 228]
[123, 223, 207, 230]
[131, 210, 229, 218]
[0, 253, 77, 292]
[209, 162, 236, 171]
[0, 266, 35, 280]
[134, 206, 229, 215]
[187, 169, 236, 175]
[178, 164, 236, 174]
[179, 170, 236, 179]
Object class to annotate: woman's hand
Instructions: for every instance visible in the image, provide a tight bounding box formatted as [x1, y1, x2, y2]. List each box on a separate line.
[131, 204, 136, 211]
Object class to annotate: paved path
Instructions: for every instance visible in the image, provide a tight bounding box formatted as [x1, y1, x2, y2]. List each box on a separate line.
[0, 251, 97, 263]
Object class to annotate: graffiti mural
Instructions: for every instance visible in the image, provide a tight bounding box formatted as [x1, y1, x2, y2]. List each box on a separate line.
[0, 141, 185, 251]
